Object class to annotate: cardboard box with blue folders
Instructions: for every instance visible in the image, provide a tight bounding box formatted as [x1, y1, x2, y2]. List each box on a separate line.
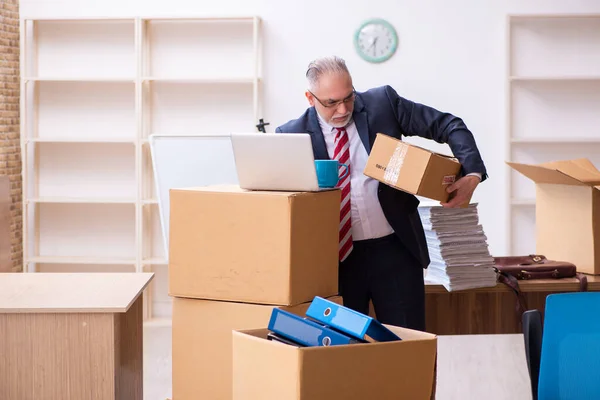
[232, 296, 438, 400]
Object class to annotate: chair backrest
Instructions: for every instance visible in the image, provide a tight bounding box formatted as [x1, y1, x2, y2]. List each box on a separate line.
[538, 292, 600, 400]
[522, 309, 543, 400]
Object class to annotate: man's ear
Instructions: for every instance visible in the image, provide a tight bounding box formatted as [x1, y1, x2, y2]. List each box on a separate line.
[305, 91, 315, 106]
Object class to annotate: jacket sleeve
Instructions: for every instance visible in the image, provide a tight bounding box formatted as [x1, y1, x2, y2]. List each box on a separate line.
[384, 85, 488, 180]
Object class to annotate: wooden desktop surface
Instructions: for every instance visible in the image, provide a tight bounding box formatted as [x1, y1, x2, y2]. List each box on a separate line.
[0, 272, 153, 400]
[0, 272, 154, 313]
[425, 275, 600, 294]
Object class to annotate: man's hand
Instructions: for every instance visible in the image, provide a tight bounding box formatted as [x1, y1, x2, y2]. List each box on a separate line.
[441, 175, 480, 208]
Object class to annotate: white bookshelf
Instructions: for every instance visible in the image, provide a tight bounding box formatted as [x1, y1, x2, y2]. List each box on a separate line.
[20, 16, 263, 320]
[506, 14, 600, 255]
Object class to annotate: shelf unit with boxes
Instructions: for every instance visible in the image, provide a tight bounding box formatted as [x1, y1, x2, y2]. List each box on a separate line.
[20, 15, 263, 320]
[506, 14, 600, 255]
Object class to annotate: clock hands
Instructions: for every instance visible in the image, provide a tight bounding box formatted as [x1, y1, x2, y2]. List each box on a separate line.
[372, 37, 378, 56]
[367, 36, 378, 57]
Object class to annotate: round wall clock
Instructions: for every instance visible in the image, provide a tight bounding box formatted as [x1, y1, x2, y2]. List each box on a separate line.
[354, 18, 398, 63]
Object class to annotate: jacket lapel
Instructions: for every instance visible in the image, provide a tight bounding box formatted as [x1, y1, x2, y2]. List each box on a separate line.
[306, 94, 370, 159]
[352, 95, 371, 153]
[306, 108, 330, 160]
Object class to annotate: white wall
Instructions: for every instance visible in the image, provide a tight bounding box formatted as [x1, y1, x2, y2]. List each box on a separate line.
[21, 0, 600, 257]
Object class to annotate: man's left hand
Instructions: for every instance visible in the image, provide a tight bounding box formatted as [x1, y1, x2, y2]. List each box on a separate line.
[441, 175, 480, 208]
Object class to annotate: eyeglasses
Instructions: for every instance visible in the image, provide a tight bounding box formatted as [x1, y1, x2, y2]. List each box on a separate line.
[308, 88, 356, 109]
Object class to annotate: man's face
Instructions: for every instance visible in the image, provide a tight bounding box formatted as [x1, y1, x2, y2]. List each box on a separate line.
[306, 72, 355, 128]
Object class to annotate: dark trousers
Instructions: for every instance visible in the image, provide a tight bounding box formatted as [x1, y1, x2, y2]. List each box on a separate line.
[338, 234, 426, 331]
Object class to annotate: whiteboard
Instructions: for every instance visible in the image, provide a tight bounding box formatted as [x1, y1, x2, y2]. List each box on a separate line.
[149, 133, 239, 261]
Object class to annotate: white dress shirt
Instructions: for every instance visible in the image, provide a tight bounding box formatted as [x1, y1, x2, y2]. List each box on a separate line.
[316, 113, 482, 241]
[317, 114, 394, 241]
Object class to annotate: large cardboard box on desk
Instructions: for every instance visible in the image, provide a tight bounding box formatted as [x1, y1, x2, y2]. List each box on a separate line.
[232, 325, 437, 400]
[364, 133, 462, 202]
[172, 295, 343, 400]
[169, 185, 340, 304]
[508, 158, 600, 275]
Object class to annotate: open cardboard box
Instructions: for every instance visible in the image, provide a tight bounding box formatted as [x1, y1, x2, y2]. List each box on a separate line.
[232, 325, 437, 400]
[364, 133, 463, 204]
[172, 296, 342, 400]
[508, 158, 600, 275]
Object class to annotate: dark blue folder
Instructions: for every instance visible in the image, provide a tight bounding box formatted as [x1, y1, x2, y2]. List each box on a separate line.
[267, 308, 362, 347]
[305, 296, 402, 342]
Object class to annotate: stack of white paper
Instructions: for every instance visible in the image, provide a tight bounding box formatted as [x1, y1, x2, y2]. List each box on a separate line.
[418, 203, 498, 291]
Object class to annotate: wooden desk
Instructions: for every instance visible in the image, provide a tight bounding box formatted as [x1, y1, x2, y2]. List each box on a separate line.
[0, 272, 154, 400]
[436, 334, 532, 400]
[424, 276, 600, 334]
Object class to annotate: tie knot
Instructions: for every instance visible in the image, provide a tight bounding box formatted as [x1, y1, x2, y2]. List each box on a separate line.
[335, 127, 346, 139]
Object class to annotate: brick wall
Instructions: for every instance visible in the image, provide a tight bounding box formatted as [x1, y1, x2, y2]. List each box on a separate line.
[0, 1, 21, 272]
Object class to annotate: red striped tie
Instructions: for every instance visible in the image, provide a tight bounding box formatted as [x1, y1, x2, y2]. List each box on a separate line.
[333, 127, 353, 262]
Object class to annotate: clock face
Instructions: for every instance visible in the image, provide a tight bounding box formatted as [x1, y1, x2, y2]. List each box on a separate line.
[354, 19, 398, 63]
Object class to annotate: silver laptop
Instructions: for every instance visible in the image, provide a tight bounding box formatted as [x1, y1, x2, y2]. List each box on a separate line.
[230, 133, 326, 191]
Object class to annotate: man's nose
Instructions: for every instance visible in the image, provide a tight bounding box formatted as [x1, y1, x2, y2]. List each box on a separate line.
[336, 101, 348, 114]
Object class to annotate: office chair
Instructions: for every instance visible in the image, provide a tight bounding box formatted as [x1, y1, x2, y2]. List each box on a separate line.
[538, 292, 600, 400]
[522, 309, 543, 400]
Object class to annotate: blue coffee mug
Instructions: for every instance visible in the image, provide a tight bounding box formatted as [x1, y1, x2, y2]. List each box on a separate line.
[315, 160, 349, 188]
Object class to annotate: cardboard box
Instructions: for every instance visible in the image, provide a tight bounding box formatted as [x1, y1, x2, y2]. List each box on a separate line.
[232, 324, 437, 400]
[364, 133, 462, 202]
[172, 296, 343, 400]
[169, 185, 341, 305]
[508, 158, 600, 275]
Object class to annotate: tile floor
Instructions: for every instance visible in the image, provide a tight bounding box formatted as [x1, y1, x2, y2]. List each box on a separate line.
[143, 322, 173, 400]
[141, 323, 532, 400]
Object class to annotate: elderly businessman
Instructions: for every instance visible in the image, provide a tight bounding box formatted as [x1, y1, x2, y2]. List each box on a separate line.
[275, 56, 487, 331]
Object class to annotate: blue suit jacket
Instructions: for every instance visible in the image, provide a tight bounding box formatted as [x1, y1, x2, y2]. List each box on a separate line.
[275, 85, 487, 268]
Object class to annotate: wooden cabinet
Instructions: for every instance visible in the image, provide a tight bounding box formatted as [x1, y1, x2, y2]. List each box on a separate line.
[0, 272, 153, 399]
[424, 276, 600, 334]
